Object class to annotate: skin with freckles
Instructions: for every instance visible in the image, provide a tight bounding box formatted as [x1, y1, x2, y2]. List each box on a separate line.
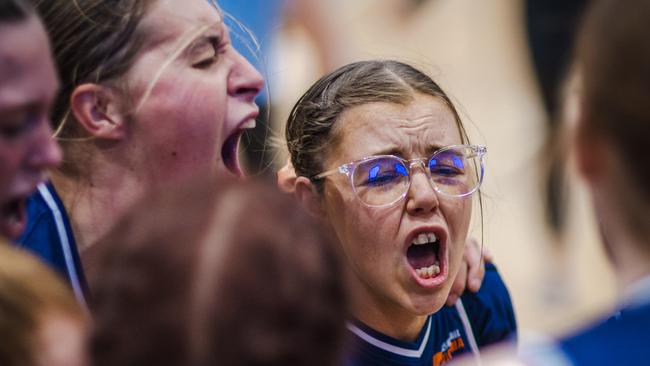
[0, 16, 62, 240]
[319, 93, 471, 340]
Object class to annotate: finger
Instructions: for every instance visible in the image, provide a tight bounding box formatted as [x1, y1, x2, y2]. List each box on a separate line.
[482, 246, 494, 263]
[465, 237, 485, 293]
[446, 293, 459, 307]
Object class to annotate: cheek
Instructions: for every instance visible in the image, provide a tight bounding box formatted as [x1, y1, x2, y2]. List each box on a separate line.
[132, 74, 227, 166]
[142, 72, 227, 128]
[0, 144, 21, 186]
[326, 190, 401, 273]
[325, 188, 375, 264]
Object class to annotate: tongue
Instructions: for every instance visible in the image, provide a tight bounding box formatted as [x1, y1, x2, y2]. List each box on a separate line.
[407, 243, 438, 269]
[221, 131, 243, 176]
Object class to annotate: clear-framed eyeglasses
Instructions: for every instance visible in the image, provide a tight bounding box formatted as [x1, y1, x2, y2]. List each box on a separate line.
[314, 144, 486, 208]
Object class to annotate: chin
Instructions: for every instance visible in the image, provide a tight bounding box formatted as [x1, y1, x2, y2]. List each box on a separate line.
[408, 290, 448, 315]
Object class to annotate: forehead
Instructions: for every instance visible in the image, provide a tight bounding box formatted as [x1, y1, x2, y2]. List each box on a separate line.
[332, 94, 462, 161]
[139, 0, 223, 51]
[0, 18, 58, 112]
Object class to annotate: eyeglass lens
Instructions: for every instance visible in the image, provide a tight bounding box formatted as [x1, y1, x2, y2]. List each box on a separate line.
[351, 146, 482, 206]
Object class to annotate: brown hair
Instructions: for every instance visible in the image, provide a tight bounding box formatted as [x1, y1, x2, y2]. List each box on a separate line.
[0, 0, 32, 22]
[90, 176, 348, 366]
[30, 0, 154, 132]
[28, 0, 154, 175]
[0, 242, 85, 366]
[285, 60, 470, 193]
[577, 0, 650, 239]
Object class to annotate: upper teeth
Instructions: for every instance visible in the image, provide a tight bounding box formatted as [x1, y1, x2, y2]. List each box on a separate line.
[242, 119, 256, 129]
[412, 232, 437, 245]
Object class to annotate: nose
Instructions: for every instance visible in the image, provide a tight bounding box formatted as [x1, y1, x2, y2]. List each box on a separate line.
[27, 118, 62, 170]
[405, 162, 439, 215]
[227, 49, 264, 102]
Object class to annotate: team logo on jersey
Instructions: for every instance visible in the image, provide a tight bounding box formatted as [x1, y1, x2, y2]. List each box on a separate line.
[432, 329, 465, 365]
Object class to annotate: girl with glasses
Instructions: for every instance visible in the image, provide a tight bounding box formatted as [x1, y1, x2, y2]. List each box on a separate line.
[285, 60, 516, 365]
[14, 0, 264, 305]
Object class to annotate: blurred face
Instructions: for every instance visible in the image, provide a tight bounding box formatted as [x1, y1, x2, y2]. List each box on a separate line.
[124, 0, 263, 183]
[0, 17, 62, 240]
[320, 94, 472, 320]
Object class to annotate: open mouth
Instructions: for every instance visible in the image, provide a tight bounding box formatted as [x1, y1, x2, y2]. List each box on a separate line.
[221, 129, 245, 177]
[406, 232, 445, 282]
[0, 197, 28, 240]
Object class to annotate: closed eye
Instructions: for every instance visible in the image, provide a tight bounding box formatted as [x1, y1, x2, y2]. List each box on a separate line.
[191, 35, 227, 69]
[0, 110, 40, 140]
[430, 164, 463, 176]
[365, 172, 404, 186]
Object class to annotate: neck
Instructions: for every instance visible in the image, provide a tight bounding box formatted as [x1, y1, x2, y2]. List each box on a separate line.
[594, 193, 650, 293]
[351, 283, 428, 342]
[51, 162, 146, 256]
[614, 240, 650, 292]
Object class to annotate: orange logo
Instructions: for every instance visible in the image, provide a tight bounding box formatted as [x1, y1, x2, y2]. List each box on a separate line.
[432, 334, 465, 366]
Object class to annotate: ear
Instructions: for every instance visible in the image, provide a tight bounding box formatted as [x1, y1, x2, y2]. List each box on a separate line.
[277, 158, 297, 193]
[70, 83, 126, 140]
[294, 176, 325, 219]
[574, 105, 606, 184]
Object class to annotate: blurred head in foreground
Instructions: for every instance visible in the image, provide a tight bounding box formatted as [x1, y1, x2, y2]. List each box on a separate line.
[457, 0, 650, 364]
[0, 242, 87, 366]
[90, 176, 348, 366]
[572, 0, 650, 283]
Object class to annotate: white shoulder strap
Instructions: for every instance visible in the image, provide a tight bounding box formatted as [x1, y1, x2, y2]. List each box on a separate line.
[37, 183, 88, 309]
[455, 299, 482, 366]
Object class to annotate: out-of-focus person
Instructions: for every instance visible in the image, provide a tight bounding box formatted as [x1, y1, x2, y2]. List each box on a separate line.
[458, 0, 650, 364]
[548, 0, 650, 363]
[90, 176, 348, 366]
[0, 241, 87, 366]
[0, 0, 62, 240]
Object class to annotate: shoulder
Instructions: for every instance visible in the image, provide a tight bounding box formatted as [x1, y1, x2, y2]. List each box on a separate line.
[559, 302, 650, 366]
[16, 184, 71, 274]
[459, 263, 517, 346]
[18, 186, 59, 251]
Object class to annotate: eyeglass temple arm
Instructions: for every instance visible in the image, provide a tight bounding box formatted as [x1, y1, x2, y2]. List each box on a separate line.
[313, 165, 349, 180]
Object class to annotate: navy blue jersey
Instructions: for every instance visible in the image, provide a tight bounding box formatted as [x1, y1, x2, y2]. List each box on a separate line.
[14, 182, 88, 307]
[520, 278, 650, 366]
[558, 299, 650, 365]
[343, 263, 517, 366]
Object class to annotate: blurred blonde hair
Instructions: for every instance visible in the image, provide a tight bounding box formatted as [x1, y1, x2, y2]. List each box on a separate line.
[0, 241, 85, 366]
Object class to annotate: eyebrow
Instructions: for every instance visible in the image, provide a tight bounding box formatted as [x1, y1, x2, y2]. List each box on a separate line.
[371, 147, 403, 157]
[427, 145, 446, 155]
[369, 144, 446, 158]
[0, 86, 59, 116]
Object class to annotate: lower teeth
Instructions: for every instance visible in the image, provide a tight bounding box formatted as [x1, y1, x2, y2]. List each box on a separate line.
[415, 263, 440, 279]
